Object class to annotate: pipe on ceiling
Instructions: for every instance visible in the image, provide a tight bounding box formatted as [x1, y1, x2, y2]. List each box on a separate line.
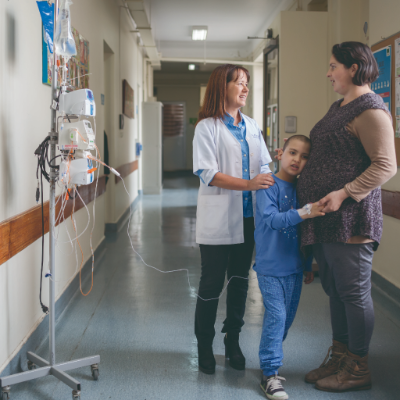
[161, 57, 262, 67]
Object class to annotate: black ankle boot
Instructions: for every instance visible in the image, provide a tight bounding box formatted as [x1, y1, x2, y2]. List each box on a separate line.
[224, 333, 245, 370]
[198, 345, 216, 374]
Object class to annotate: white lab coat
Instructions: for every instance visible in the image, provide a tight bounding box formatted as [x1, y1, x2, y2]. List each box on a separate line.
[193, 115, 272, 245]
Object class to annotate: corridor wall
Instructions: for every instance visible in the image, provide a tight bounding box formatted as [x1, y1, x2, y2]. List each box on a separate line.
[0, 0, 151, 373]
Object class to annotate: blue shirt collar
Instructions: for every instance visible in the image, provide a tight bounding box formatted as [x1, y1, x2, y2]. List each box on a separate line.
[223, 111, 245, 128]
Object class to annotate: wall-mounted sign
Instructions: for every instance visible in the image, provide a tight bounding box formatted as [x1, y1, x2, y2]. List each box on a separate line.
[372, 46, 392, 111]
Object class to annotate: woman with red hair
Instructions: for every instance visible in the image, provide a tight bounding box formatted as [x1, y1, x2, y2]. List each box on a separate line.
[193, 64, 274, 374]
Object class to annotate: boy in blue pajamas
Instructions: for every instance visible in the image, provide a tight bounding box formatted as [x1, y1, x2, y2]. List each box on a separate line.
[254, 135, 325, 400]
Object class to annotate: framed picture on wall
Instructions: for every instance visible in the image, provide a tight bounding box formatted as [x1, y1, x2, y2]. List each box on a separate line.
[122, 79, 134, 119]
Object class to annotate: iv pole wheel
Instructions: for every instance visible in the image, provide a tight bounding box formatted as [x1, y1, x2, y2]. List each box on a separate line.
[27, 360, 36, 370]
[91, 364, 99, 380]
[1, 386, 10, 400]
[72, 390, 81, 399]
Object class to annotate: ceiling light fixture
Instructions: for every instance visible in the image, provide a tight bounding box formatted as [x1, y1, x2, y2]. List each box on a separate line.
[192, 26, 208, 41]
[188, 64, 196, 70]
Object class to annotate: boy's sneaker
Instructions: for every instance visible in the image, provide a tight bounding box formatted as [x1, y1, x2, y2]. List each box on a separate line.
[260, 373, 289, 400]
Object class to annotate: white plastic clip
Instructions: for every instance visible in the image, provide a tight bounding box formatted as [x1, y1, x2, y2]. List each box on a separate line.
[110, 168, 121, 177]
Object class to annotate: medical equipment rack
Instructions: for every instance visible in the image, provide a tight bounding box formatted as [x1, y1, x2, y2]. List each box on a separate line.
[0, 2, 100, 399]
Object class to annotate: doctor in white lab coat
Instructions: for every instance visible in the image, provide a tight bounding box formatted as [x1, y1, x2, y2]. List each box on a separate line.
[193, 64, 274, 375]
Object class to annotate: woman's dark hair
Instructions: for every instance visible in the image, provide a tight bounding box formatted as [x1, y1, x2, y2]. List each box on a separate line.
[332, 42, 379, 86]
[197, 64, 250, 124]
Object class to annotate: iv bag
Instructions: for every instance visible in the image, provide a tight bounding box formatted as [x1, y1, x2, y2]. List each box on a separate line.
[54, 0, 77, 58]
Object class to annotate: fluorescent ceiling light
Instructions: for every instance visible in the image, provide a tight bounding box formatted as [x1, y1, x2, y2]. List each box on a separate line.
[192, 26, 208, 41]
[188, 64, 196, 70]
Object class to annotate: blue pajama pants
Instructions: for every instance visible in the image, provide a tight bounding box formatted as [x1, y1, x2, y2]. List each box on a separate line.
[257, 271, 303, 376]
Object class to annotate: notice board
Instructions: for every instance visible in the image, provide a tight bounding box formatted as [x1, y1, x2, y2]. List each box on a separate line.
[372, 32, 400, 166]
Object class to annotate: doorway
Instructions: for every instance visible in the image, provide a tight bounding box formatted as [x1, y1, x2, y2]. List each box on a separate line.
[263, 39, 279, 172]
[103, 40, 115, 223]
[162, 102, 186, 172]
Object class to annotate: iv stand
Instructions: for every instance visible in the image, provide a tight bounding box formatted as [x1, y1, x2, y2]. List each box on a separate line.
[0, 2, 100, 399]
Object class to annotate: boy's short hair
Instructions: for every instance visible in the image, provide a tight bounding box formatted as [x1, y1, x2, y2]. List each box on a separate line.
[282, 135, 311, 152]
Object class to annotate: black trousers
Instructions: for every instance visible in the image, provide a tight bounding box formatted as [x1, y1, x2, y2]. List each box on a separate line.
[195, 217, 255, 347]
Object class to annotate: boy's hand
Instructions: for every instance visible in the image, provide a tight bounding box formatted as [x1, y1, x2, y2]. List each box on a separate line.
[304, 271, 314, 284]
[299, 203, 325, 219]
[274, 148, 283, 160]
[309, 203, 325, 218]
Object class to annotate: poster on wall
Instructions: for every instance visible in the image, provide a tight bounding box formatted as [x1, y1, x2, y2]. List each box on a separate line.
[42, 26, 89, 89]
[395, 78, 400, 138]
[395, 39, 400, 138]
[395, 37, 400, 78]
[372, 45, 391, 111]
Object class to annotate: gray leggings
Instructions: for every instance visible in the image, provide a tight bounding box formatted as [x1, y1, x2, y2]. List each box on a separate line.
[313, 242, 375, 358]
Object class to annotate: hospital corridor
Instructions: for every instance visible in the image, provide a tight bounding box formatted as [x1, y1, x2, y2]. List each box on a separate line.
[1, 1, 400, 400]
[2, 172, 399, 399]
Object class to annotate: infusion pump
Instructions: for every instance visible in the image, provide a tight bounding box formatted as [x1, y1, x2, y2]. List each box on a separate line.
[59, 89, 96, 116]
[59, 151, 95, 186]
[59, 120, 95, 151]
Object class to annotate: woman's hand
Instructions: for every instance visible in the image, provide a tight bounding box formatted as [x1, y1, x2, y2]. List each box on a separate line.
[247, 173, 275, 191]
[318, 189, 349, 213]
[304, 271, 314, 284]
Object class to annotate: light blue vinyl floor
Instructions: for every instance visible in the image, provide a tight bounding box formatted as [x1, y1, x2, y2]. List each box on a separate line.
[4, 173, 400, 399]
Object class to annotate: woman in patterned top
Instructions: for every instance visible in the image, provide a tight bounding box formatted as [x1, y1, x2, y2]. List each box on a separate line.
[279, 42, 397, 394]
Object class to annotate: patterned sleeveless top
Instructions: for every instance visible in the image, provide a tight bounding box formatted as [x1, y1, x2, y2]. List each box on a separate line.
[297, 93, 389, 253]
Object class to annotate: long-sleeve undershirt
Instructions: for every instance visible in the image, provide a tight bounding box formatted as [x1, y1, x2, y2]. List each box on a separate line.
[344, 109, 397, 202]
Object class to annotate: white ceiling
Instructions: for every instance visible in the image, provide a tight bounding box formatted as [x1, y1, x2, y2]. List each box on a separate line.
[146, 0, 293, 61]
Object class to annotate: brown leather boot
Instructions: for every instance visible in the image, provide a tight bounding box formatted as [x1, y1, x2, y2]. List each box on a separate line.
[304, 340, 347, 383]
[315, 351, 372, 392]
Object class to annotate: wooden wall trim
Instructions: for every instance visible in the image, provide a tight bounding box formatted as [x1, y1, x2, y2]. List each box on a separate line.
[115, 159, 139, 183]
[0, 175, 106, 266]
[382, 189, 400, 220]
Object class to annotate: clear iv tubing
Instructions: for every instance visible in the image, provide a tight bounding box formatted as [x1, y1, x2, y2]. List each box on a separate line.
[56, 188, 90, 254]
[119, 178, 257, 302]
[56, 193, 91, 244]
[87, 154, 254, 301]
[51, 186, 92, 283]
[88, 147, 101, 275]
[64, 72, 92, 84]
